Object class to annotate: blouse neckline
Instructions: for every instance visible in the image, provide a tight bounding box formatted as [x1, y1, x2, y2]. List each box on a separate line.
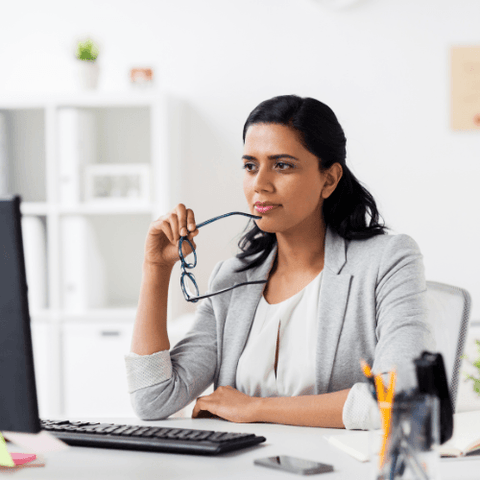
[262, 269, 323, 306]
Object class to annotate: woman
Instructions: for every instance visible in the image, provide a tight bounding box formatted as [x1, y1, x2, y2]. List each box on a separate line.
[125, 95, 434, 430]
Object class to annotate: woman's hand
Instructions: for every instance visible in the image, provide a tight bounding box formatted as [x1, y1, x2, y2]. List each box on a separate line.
[191, 386, 261, 423]
[143, 203, 199, 268]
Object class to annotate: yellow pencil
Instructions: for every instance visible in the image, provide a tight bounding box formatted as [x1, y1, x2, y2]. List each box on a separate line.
[376, 369, 396, 471]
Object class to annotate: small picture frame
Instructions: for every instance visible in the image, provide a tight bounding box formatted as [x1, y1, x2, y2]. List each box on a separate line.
[84, 164, 151, 204]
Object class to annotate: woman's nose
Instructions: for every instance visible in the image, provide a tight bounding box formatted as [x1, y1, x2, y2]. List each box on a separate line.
[254, 166, 274, 192]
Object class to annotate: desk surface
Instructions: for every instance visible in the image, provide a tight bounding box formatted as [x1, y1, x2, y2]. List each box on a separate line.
[4, 417, 480, 479]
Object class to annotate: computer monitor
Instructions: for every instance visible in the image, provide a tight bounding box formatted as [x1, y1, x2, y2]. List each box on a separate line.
[0, 195, 41, 433]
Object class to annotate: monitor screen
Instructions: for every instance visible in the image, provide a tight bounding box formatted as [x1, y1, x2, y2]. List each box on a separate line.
[0, 195, 41, 433]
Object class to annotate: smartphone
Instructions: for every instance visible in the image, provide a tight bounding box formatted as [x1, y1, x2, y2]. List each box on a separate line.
[254, 455, 334, 475]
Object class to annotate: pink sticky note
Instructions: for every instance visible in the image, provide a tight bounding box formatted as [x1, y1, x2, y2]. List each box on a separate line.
[10, 453, 36, 466]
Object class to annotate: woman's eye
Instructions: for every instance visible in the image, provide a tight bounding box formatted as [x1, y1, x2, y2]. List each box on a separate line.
[243, 163, 256, 172]
[276, 162, 293, 171]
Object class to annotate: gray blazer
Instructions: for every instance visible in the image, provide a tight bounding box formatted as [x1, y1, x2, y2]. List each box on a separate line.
[125, 226, 434, 429]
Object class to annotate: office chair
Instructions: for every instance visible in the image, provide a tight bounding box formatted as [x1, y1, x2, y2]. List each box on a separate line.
[425, 281, 471, 411]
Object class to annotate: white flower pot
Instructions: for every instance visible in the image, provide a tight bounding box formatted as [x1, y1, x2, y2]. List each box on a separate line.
[77, 61, 100, 90]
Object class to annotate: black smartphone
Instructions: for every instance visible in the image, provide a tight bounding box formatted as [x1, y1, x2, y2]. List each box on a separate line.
[254, 455, 334, 475]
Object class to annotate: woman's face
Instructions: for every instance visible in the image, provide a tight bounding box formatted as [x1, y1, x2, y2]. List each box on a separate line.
[243, 123, 340, 235]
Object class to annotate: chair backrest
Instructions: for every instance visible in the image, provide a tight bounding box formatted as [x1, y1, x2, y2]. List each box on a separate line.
[425, 281, 471, 411]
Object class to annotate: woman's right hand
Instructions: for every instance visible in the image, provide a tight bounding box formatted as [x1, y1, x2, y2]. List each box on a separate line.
[143, 204, 199, 268]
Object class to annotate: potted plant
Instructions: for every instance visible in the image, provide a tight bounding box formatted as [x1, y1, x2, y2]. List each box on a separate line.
[463, 341, 480, 395]
[75, 38, 100, 90]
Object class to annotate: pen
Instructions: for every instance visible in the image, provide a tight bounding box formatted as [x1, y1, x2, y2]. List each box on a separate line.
[376, 369, 396, 471]
[360, 359, 377, 401]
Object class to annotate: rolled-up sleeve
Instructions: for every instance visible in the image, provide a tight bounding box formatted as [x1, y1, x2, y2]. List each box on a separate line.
[124, 261, 223, 420]
[342, 234, 435, 430]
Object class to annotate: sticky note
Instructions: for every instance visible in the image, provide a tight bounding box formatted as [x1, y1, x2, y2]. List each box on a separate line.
[2, 430, 69, 454]
[0, 433, 15, 467]
[10, 453, 37, 465]
[0, 454, 46, 470]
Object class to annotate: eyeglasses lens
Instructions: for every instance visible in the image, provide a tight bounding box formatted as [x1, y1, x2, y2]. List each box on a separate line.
[182, 272, 200, 298]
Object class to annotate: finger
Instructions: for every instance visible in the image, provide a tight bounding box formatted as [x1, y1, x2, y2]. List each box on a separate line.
[175, 204, 189, 237]
[186, 209, 196, 234]
[159, 221, 175, 245]
[188, 228, 199, 239]
[169, 212, 180, 243]
[149, 216, 168, 233]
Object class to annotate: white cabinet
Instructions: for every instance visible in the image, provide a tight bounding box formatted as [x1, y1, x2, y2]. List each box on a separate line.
[0, 93, 170, 418]
[63, 323, 134, 418]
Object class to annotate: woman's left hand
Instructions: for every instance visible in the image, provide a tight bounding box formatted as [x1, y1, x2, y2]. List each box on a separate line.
[191, 386, 260, 423]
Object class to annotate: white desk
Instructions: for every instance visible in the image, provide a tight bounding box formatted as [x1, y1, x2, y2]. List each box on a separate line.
[5, 417, 480, 479]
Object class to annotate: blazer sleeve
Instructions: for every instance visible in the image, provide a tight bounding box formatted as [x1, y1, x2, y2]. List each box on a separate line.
[124, 261, 223, 421]
[342, 234, 435, 430]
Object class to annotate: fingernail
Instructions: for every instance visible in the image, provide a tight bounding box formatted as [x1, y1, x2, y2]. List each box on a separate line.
[188, 223, 195, 231]
[182, 228, 187, 236]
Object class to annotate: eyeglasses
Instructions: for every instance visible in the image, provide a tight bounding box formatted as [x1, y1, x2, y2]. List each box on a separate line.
[179, 211, 268, 303]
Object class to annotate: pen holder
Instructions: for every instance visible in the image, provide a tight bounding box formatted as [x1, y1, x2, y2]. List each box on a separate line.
[370, 393, 440, 480]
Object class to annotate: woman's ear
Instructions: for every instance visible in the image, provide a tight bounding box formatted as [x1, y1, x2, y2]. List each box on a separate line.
[321, 163, 343, 199]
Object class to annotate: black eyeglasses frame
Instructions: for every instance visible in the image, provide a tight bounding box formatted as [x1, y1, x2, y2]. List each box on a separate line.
[178, 211, 268, 303]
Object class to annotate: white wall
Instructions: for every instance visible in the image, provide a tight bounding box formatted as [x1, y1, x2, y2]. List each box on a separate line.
[1, 0, 479, 320]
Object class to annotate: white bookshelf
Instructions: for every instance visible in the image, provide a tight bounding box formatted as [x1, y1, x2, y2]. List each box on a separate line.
[0, 92, 171, 418]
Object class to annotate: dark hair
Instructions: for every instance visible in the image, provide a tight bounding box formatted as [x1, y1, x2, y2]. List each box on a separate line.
[236, 94, 387, 272]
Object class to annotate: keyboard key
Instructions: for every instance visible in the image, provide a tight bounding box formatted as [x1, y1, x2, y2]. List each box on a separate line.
[121, 427, 141, 436]
[131, 427, 152, 437]
[207, 432, 230, 442]
[218, 432, 252, 441]
[48, 420, 71, 426]
[184, 430, 204, 440]
[139, 427, 161, 437]
[110, 426, 131, 436]
[90, 425, 114, 434]
[175, 429, 194, 439]
[153, 428, 173, 438]
[194, 431, 215, 441]
[103, 426, 123, 434]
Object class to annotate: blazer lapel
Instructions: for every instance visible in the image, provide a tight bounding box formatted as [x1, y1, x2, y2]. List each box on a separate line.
[219, 246, 278, 388]
[315, 227, 352, 394]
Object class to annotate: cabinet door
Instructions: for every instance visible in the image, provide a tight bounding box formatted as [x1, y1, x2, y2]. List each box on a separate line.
[63, 322, 134, 418]
[457, 323, 480, 412]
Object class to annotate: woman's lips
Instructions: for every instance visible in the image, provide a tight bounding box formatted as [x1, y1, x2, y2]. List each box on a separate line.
[254, 204, 279, 214]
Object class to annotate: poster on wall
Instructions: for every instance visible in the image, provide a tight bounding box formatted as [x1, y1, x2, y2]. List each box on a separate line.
[451, 46, 480, 130]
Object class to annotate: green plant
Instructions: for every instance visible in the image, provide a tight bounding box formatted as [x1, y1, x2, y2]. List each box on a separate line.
[76, 39, 99, 62]
[462, 340, 480, 394]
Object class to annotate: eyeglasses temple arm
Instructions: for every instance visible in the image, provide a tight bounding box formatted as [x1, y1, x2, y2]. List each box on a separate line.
[186, 279, 268, 302]
[195, 212, 261, 230]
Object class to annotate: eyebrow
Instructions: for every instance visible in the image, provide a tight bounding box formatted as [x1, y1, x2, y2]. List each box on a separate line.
[242, 154, 300, 162]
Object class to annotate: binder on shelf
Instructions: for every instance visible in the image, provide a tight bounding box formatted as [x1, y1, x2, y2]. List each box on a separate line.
[57, 108, 96, 205]
[21, 216, 47, 310]
[60, 216, 106, 311]
[0, 112, 8, 196]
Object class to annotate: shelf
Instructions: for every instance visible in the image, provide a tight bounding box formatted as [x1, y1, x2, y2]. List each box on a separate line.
[2, 95, 168, 418]
[31, 307, 137, 323]
[21, 202, 50, 215]
[0, 91, 162, 109]
[20, 202, 155, 215]
[59, 203, 154, 215]
[61, 308, 137, 323]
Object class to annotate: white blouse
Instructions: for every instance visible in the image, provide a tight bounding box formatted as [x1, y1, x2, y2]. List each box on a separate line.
[236, 270, 323, 397]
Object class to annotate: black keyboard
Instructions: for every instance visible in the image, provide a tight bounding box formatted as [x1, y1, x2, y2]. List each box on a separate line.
[41, 419, 266, 455]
